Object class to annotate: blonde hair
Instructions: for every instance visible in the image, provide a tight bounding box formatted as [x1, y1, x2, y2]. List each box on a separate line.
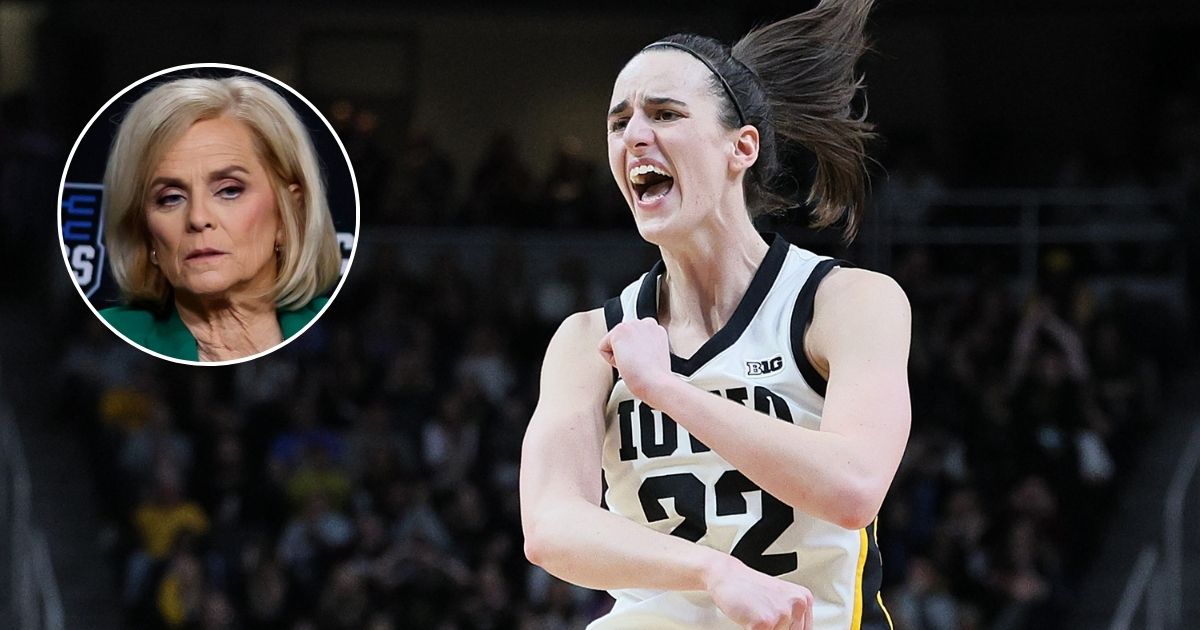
[102, 75, 341, 310]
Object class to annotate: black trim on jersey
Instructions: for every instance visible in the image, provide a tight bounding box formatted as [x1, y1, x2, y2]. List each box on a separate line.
[603, 297, 624, 383]
[635, 233, 790, 377]
[789, 258, 854, 398]
[861, 519, 893, 630]
[603, 296, 624, 332]
[600, 470, 609, 510]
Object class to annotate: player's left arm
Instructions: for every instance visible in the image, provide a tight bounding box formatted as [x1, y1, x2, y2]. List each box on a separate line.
[602, 268, 911, 530]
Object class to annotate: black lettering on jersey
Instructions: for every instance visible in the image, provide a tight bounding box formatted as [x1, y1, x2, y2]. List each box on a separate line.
[715, 470, 798, 575]
[637, 469, 798, 576]
[638, 473, 706, 542]
[617, 400, 638, 461]
[639, 402, 678, 458]
[753, 386, 794, 424]
[745, 355, 784, 377]
[614, 386, 792, 460]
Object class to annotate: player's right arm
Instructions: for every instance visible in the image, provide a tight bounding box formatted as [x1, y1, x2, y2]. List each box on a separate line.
[520, 309, 814, 630]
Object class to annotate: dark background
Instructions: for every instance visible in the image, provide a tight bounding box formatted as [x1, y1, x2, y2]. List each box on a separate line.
[2, 1, 1199, 629]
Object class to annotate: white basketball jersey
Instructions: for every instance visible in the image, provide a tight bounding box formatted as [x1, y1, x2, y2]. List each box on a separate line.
[591, 235, 891, 630]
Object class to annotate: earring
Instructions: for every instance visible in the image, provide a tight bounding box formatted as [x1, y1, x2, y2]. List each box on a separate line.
[150, 249, 158, 265]
[274, 243, 281, 253]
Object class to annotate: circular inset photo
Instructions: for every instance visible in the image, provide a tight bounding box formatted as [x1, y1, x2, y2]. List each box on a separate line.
[59, 63, 359, 365]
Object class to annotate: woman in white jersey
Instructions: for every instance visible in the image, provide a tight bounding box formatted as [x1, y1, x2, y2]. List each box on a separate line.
[521, 2, 909, 628]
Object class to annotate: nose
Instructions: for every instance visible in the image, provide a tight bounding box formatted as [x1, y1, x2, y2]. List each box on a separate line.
[186, 195, 216, 232]
[622, 111, 654, 152]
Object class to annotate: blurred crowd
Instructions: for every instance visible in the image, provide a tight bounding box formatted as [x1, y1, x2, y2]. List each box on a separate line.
[326, 100, 628, 231]
[54, 236, 1182, 630]
[4, 80, 1196, 629]
[881, 244, 1176, 630]
[59, 249, 598, 629]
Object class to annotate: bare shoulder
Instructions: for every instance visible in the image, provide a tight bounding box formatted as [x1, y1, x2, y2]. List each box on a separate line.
[549, 308, 609, 356]
[537, 308, 613, 403]
[808, 267, 911, 369]
[816, 267, 909, 311]
[814, 267, 909, 317]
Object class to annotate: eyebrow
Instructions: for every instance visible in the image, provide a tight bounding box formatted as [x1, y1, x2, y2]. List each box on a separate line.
[647, 96, 688, 109]
[149, 165, 251, 190]
[607, 96, 690, 117]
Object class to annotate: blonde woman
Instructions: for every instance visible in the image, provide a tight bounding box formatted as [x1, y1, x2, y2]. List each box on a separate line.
[100, 76, 340, 362]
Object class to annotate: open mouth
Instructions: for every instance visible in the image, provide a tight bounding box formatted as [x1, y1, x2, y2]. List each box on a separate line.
[629, 164, 674, 203]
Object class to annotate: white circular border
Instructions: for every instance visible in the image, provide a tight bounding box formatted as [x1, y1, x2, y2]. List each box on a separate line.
[56, 62, 362, 367]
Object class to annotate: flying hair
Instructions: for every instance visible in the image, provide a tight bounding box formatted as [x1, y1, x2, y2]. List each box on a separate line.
[733, 0, 876, 241]
[644, 0, 876, 242]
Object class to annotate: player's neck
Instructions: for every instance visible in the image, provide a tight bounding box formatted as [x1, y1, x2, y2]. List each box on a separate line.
[658, 227, 769, 337]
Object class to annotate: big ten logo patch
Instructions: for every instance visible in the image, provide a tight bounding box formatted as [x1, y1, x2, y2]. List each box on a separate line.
[746, 355, 784, 377]
[61, 183, 106, 297]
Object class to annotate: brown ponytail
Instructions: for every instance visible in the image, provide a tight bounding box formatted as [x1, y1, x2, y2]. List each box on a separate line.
[643, 0, 876, 242]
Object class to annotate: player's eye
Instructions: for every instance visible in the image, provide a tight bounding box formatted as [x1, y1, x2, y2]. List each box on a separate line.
[655, 110, 682, 121]
[609, 118, 629, 133]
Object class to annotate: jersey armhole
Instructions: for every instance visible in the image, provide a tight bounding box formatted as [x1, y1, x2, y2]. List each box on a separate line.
[603, 297, 624, 384]
[789, 258, 854, 398]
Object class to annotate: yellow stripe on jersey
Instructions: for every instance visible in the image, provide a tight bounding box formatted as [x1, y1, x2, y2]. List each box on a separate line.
[873, 520, 892, 628]
[877, 592, 894, 630]
[851, 526, 868, 629]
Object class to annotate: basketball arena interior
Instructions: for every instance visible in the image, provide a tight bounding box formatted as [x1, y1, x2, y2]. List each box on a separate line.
[2, 1, 1199, 628]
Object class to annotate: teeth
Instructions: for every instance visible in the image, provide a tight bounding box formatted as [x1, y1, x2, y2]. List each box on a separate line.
[628, 163, 671, 184]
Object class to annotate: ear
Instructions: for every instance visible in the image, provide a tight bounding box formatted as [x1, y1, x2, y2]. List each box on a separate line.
[730, 125, 760, 175]
[278, 184, 301, 247]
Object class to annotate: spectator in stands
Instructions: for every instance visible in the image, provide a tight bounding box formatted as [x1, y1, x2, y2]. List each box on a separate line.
[286, 443, 353, 510]
[463, 132, 534, 226]
[156, 549, 206, 628]
[891, 556, 960, 630]
[317, 563, 370, 629]
[243, 554, 290, 628]
[343, 106, 392, 222]
[120, 403, 194, 489]
[389, 129, 456, 225]
[134, 468, 210, 561]
[539, 135, 600, 228]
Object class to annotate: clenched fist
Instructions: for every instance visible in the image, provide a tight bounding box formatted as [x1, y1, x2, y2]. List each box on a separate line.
[705, 555, 815, 630]
[598, 317, 675, 403]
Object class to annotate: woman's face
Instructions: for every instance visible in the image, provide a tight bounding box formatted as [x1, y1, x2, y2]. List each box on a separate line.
[144, 116, 283, 302]
[606, 49, 745, 243]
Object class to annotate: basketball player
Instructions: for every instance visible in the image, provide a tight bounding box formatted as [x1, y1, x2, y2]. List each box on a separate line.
[520, 2, 908, 628]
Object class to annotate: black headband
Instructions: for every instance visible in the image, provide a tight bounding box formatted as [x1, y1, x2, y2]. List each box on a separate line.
[643, 41, 747, 126]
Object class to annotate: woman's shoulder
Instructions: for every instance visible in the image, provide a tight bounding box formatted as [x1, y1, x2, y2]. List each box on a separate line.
[98, 305, 160, 334]
[807, 267, 910, 358]
[557, 308, 608, 344]
[539, 308, 611, 387]
[98, 304, 198, 361]
[816, 267, 907, 308]
[278, 295, 330, 338]
[294, 294, 329, 315]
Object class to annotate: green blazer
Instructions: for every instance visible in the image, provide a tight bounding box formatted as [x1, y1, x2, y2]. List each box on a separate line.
[99, 296, 329, 361]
